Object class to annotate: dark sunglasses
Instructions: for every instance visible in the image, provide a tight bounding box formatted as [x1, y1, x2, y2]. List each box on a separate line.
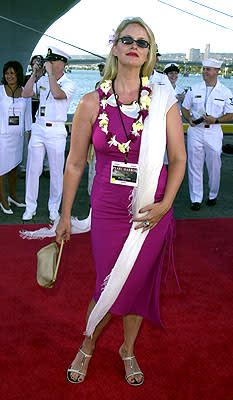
[118, 36, 150, 49]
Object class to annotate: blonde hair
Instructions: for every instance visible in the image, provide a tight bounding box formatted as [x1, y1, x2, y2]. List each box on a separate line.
[102, 17, 156, 81]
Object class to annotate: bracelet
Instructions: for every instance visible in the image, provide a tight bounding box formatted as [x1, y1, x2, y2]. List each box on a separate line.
[215, 118, 220, 124]
[48, 72, 55, 77]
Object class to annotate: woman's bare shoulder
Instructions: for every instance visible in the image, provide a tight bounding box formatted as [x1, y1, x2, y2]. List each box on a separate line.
[79, 90, 99, 109]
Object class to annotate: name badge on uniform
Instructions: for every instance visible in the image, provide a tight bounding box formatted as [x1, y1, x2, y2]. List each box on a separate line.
[8, 116, 19, 125]
[40, 106, 46, 117]
[110, 161, 139, 187]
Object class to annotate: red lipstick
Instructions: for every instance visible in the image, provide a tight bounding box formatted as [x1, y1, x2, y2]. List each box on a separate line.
[126, 52, 139, 57]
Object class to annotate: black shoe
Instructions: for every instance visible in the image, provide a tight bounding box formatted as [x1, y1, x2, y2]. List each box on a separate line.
[191, 202, 201, 211]
[206, 198, 217, 206]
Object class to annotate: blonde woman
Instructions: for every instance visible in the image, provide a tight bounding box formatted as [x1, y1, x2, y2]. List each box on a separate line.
[56, 17, 186, 385]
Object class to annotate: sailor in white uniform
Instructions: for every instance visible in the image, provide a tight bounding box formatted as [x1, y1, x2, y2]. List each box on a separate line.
[182, 58, 233, 210]
[22, 46, 76, 221]
[164, 63, 185, 112]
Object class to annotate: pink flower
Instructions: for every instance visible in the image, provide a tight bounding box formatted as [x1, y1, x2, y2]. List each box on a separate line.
[108, 29, 116, 46]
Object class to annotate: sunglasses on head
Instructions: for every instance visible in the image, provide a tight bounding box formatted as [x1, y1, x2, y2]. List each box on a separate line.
[118, 36, 150, 49]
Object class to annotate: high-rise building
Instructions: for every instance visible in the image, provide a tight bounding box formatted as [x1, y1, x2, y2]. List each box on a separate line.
[204, 44, 210, 59]
[186, 48, 201, 62]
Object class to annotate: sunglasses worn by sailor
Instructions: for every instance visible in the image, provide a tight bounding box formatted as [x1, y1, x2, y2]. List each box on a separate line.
[119, 36, 150, 49]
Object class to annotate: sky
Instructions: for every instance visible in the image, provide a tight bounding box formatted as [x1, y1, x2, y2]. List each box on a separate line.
[33, 0, 233, 57]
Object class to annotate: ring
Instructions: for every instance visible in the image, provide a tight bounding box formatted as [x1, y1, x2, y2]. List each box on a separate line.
[143, 221, 150, 227]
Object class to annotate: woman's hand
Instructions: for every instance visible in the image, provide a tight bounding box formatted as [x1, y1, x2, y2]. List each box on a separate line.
[55, 216, 71, 244]
[133, 201, 170, 232]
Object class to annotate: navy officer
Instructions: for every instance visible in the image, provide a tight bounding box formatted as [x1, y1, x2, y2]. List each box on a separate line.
[22, 46, 76, 221]
[182, 58, 233, 211]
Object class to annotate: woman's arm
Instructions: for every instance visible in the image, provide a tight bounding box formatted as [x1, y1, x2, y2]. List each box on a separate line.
[134, 103, 186, 231]
[163, 103, 187, 210]
[56, 91, 99, 242]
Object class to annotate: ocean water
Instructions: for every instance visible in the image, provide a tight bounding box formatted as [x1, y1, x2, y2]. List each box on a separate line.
[68, 70, 100, 114]
[67, 70, 233, 114]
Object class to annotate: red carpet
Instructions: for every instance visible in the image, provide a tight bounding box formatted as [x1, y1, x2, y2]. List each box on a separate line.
[0, 219, 233, 400]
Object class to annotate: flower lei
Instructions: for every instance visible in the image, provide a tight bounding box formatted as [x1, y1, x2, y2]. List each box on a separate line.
[98, 77, 152, 154]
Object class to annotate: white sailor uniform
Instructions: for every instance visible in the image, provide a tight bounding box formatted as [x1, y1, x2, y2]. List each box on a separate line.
[182, 81, 233, 203]
[149, 70, 171, 86]
[25, 74, 76, 215]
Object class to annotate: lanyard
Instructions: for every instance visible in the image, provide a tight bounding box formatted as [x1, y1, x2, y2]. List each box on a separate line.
[204, 85, 216, 111]
[46, 89, 51, 101]
[112, 79, 141, 163]
[7, 85, 20, 116]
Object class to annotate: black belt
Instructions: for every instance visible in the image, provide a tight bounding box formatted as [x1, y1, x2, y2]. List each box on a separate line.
[46, 122, 52, 127]
[204, 124, 210, 128]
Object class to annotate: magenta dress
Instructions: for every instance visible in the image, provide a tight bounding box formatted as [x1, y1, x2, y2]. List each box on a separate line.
[90, 88, 174, 326]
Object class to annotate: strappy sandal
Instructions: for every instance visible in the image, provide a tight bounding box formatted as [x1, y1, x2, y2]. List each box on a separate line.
[67, 347, 92, 384]
[121, 355, 144, 386]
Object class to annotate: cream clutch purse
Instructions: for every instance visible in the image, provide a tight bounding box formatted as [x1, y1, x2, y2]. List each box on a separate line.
[36, 238, 64, 288]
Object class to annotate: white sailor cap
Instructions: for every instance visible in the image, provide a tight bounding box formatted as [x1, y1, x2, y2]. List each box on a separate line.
[202, 58, 222, 69]
[45, 46, 71, 63]
[164, 63, 179, 74]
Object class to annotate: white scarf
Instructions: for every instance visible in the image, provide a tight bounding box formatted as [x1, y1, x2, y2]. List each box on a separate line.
[85, 83, 171, 337]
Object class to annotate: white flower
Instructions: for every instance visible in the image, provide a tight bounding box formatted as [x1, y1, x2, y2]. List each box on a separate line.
[131, 116, 144, 135]
[108, 137, 131, 153]
[141, 76, 149, 86]
[98, 112, 108, 123]
[141, 89, 150, 97]
[98, 112, 109, 133]
[100, 80, 112, 95]
[140, 94, 151, 110]
[101, 98, 108, 109]
[108, 135, 118, 147]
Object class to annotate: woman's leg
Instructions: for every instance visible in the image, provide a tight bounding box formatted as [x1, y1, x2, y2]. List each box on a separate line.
[0, 174, 9, 209]
[119, 314, 144, 384]
[69, 298, 111, 383]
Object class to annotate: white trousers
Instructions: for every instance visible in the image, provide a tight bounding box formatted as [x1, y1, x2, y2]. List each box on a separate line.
[25, 123, 66, 213]
[187, 126, 222, 203]
[20, 131, 49, 172]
